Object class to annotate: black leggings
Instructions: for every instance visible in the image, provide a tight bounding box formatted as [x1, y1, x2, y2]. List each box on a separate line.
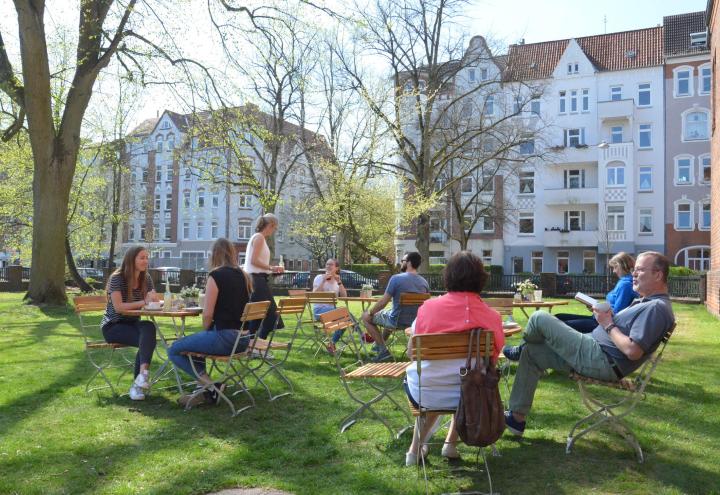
[102, 320, 157, 378]
[248, 274, 284, 338]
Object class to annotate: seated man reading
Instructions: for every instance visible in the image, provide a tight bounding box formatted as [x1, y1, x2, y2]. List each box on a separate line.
[361, 252, 429, 362]
[503, 251, 675, 436]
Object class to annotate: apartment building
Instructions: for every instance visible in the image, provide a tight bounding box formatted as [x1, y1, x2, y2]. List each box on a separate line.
[663, 11, 712, 270]
[119, 107, 324, 270]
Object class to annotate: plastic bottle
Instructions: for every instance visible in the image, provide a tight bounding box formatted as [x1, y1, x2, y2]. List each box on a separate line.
[163, 278, 172, 311]
[278, 255, 285, 271]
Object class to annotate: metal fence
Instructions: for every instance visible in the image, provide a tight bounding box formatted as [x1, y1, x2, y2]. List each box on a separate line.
[668, 276, 703, 299]
[555, 275, 619, 296]
[0, 267, 7, 283]
[21, 267, 30, 282]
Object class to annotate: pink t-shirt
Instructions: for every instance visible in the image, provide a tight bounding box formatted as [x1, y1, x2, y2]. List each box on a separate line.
[413, 292, 505, 361]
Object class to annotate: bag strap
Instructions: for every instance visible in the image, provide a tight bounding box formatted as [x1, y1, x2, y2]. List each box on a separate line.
[465, 329, 477, 370]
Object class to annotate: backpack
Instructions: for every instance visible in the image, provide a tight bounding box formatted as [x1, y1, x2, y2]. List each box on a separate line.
[454, 329, 505, 447]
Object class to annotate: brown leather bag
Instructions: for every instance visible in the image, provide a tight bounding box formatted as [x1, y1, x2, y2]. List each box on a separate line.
[454, 329, 505, 447]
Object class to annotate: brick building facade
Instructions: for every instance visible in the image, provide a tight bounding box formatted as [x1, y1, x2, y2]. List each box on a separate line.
[707, 2, 720, 317]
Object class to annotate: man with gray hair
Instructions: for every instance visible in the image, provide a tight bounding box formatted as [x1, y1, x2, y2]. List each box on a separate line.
[503, 251, 675, 436]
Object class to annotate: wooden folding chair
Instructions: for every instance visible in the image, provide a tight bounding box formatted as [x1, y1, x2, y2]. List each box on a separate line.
[566, 323, 677, 463]
[305, 291, 338, 355]
[409, 329, 497, 495]
[180, 301, 270, 416]
[247, 297, 305, 401]
[486, 298, 522, 397]
[287, 289, 308, 297]
[320, 307, 412, 438]
[74, 295, 135, 397]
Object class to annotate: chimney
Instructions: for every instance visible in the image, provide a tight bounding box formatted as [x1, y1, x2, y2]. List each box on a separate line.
[518, 38, 525, 45]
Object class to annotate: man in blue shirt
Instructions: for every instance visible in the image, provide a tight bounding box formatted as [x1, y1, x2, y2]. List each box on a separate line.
[362, 252, 429, 361]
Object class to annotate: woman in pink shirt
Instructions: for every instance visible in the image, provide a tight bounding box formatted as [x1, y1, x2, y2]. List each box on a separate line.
[405, 251, 504, 465]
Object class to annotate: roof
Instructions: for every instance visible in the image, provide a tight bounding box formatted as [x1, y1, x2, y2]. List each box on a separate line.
[663, 11, 709, 57]
[504, 26, 664, 81]
[127, 118, 159, 137]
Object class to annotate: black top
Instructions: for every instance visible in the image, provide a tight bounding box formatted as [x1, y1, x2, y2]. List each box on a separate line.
[209, 266, 250, 330]
[101, 273, 155, 329]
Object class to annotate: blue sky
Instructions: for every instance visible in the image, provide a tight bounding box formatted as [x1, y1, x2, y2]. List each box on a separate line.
[463, 0, 708, 48]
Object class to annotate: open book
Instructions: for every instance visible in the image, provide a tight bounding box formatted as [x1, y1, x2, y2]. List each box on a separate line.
[575, 292, 611, 311]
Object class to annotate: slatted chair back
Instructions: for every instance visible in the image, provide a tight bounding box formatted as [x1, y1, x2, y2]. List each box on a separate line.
[277, 297, 307, 316]
[319, 307, 356, 335]
[484, 298, 514, 317]
[74, 295, 107, 314]
[399, 292, 431, 306]
[240, 301, 272, 324]
[307, 291, 337, 306]
[410, 330, 493, 362]
[287, 289, 308, 297]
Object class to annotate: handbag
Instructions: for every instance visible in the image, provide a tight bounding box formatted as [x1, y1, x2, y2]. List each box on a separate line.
[454, 329, 505, 447]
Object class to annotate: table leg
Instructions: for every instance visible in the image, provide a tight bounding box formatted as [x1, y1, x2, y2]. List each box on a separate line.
[520, 308, 530, 318]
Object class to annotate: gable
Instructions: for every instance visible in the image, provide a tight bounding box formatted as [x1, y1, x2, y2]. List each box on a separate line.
[552, 39, 596, 78]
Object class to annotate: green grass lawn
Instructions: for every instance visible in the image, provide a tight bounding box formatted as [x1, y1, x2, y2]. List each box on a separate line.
[1, 292, 719, 495]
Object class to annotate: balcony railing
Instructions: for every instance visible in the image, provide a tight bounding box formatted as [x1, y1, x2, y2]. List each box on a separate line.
[544, 187, 599, 205]
[544, 229, 600, 247]
[601, 142, 633, 163]
[598, 99, 635, 120]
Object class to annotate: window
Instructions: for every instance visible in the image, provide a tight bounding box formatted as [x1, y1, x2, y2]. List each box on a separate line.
[606, 205, 625, 231]
[519, 211, 534, 234]
[163, 225, 171, 241]
[468, 69, 476, 82]
[152, 224, 159, 241]
[531, 251, 543, 274]
[480, 68, 488, 80]
[183, 222, 190, 239]
[675, 69, 691, 96]
[639, 124, 652, 148]
[610, 86, 622, 101]
[139, 225, 146, 241]
[154, 194, 161, 211]
[637, 83, 651, 106]
[639, 166, 652, 191]
[165, 193, 172, 212]
[581, 89, 589, 112]
[156, 168, 162, 182]
[183, 190, 190, 208]
[481, 249, 492, 265]
[238, 220, 252, 240]
[156, 136, 163, 153]
[565, 169, 585, 189]
[143, 138, 150, 153]
[570, 90, 578, 112]
[519, 139, 535, 155]
[512, 257, 524, 275]
[675, 157, 692, 185]
[687, 247, 711, 271]
[530, 99, 541, 115]
[166, 167, 173, 182]
[197, 188, 205, 208]
[701, 156, 711, 184]
[185, 167, 191, 180]
[519, 171, 534, 194]
[675, 202, 692, 230]
[485, 95, 494, 116]
[480, 216, 494, 232]
[684, 111, 709, 141]
[567, 62, 578, 74]
[700, 65, 711, 94]
[196, 221, 204, 240]
[700, 201, 711, 230]
[128, 226, 135, 241]
[211, 189, 219, 208]
[461, 177, 473, 193]
[610, 126, 623, 144]
[512, 96, 522, 114]
[238, 194, 252, 209]
[559, 91, 566, 113]
[564, 128, 585, 147]
[564, 210, 585, 231]
[639, 208, 653, 234]
[211, 221, 219, 238]
[167, 133, 175, 150]
[161, 120, 170, 130]
[141, 170, 148, 183]
[481, 171, 495, 192]
[557, 251, 569, 274]
[607, 164, 625, 186]
[583, 251, 596, 274]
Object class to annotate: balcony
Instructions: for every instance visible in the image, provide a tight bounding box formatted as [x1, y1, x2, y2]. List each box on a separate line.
[598, 99, 635, 121]
[544, 229, 599, 247]
[548, 144, 597, 165]
[544, 187, 599, 206]
[601, 142, 633, 164]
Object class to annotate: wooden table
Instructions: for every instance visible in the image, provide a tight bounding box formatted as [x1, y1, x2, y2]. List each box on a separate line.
[338, 296, 380, 313]
[120, 307, 202, 393]
[512, 300, 569, 318]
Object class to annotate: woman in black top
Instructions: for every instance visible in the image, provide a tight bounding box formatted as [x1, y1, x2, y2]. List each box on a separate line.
[168, 238, 251, 404]
[102, 246, 160, 401]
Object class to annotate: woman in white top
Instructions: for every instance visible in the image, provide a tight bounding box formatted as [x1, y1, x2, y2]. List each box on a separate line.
[243, 213, 285, 337]
[312, 259, 348, 353]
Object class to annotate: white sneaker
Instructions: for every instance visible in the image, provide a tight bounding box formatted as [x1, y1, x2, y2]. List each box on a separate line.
[129, 385, 145, 401]
[134, 371, 151, 390]
[441, 442, 460, 459]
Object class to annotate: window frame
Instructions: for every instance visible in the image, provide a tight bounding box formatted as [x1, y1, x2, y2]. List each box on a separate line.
[581, 89, 589, 112]
[638, 208, 653, 235]
[638, 166, 653, 192]
[518, 211, 535, 236]
[606, 164, 626, 187]
[556, 250, 569, 275]
[610, 86, 622, 101]
[674, 155, 694, 186]
[559, 90, 566, 114]
[518, 171, 535, 195]
[606, 204, 625, 231]
[674, 66, 694, 97]
[610, 125, 623, 144]
[682, 108, 710, 142]
[674, 200, 694, 230]
[699, 63, 711, 95]
[582, 250, 596, 274]
[638, 123, 652, 149]
[531, 251, 543, 274]
[637, 83, 651, 107]
[700, 154, 711, 185]
[699, 200, 711, 231]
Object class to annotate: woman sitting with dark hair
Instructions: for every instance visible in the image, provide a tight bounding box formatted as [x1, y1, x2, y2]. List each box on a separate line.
[404, 251, 505, 466]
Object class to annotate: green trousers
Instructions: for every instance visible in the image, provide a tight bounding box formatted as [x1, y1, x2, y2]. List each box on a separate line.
[508, 311, 617, 415]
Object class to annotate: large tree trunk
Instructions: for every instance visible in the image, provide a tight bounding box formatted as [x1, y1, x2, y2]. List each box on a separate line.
[26, 154, 74, 304]
[415, 212, 430, 272]
[65, 235, 93, 292]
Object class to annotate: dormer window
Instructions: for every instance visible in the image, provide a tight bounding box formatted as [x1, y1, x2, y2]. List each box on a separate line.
[567, 62, 579, 74]
[161, 120, 170, 130]
[690, 31, 708, 48]
[468, 69, 476, 82]
[480, 68, 488, 80]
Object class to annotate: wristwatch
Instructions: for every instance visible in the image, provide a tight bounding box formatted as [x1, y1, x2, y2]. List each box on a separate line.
[604, 323, 617, 334]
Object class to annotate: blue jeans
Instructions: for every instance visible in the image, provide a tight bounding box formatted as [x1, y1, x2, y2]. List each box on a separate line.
[313, 305, 344, 343]
[168, 328, 249, 378]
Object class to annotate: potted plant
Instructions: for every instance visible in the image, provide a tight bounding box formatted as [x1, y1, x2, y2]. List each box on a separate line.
[360, 283, 374, 298]
[180, 284, 201, 307]
[514, 279, 538, 302]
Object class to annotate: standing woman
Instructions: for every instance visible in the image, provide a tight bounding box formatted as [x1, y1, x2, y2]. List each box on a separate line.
[243, 213, 285, 338]
[168, 238, 252, 406]
[101, 246, 159, 401]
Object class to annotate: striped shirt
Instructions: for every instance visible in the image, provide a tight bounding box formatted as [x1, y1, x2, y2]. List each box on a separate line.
[101, 273, 155, 329]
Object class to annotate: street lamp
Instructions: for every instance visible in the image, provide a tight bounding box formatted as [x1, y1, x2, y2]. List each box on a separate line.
[597, 140, 609, 149]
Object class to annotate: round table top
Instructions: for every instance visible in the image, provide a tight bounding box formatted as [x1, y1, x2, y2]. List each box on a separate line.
[511, 300, 569, 308]
[119, 307, 202, 317]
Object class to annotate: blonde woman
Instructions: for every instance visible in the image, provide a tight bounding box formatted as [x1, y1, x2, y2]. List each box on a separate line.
[169, 238, 252, 406]
[243, 213, 285, 338]
[101, 246, 159, 400]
